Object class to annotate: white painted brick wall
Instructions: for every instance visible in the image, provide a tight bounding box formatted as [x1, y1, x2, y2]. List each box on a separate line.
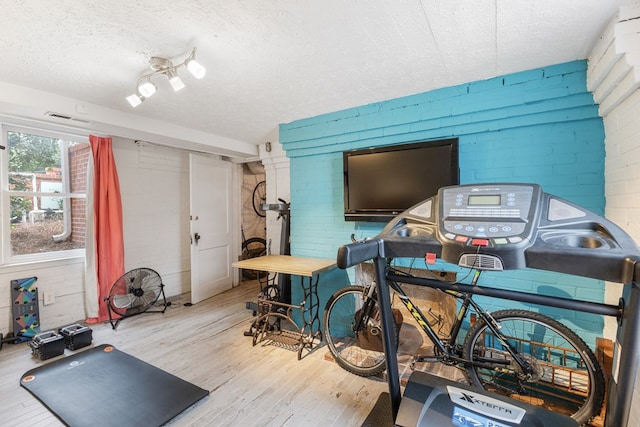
[114, 138, 192, 297]
[588, 6, 640, 339]
[259, 139, 291, 255]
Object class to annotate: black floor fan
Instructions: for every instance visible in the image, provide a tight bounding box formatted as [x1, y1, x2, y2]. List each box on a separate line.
[104, 268, 168, 329]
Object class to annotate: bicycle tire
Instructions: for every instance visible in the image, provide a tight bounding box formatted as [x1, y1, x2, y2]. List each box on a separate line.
[463, 309, 605, 425]
[323, 285, 398, 377]
[252, 181, 266, 217]
[241, 237, 267, 280]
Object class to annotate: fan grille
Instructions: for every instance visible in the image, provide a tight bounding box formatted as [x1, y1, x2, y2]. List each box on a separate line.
[108, 268, 163, 317]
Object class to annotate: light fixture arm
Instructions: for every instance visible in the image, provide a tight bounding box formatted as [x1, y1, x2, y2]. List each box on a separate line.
[186, 47, 198, 64]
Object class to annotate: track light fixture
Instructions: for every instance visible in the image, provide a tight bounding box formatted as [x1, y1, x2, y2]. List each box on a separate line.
[126, 47, 206, 107]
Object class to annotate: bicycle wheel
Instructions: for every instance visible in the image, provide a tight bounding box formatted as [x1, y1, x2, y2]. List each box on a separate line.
[463, 309, 605, 425]
[241, 237, 267, 280]
[252, 181, 266, 217]
[323, 286, 397, 377]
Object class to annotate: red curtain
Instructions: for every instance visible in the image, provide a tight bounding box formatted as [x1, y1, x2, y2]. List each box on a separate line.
[86, 135, 125, 323]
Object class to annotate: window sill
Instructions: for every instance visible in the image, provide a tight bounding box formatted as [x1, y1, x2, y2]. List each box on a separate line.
[0, 252, 85, 271]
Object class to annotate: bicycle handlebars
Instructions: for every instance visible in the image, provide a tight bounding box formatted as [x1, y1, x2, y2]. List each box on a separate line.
[336, 239, 381, 269]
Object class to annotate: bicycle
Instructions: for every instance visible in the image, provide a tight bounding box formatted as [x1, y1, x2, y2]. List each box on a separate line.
[323, 245, 605, 425]
[252, 180, 267, 217]
[240, 226, 267, 280]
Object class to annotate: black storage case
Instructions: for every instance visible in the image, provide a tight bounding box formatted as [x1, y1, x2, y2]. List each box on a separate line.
[59, 324, 92, 350]
[29, 330, 65, 360]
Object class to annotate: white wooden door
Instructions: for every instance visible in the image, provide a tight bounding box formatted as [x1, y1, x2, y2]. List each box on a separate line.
[190, 154, 233, 304]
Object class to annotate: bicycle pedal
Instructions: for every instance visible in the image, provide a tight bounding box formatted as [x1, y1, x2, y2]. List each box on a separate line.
[410, 355, 426, 369]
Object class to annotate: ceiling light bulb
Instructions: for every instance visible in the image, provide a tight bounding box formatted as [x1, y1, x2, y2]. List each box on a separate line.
[138, 81, 157, 98]
[126, 93, 143, 107]
[167, 71, 185, 91]
[186, 59, 206, 79]
[169, 75, 185, 91]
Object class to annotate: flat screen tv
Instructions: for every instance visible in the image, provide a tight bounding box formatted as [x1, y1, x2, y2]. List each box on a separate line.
[343, 138, 459, 222]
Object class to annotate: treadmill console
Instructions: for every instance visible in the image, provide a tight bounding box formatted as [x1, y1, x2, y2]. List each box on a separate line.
[377, 184, 544, 271]
[345, 182, 640, 281]
[439, 184, 540, 246]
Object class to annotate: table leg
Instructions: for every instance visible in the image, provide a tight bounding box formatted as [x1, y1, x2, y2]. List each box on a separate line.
[300, 274, 322, 343]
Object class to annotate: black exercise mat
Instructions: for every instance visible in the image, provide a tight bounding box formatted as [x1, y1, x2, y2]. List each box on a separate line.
[20, 344, 209, 427]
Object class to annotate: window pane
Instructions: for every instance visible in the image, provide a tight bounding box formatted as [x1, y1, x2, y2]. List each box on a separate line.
[3, 128, 88, 262]
[7, 130, 88, 194]
[10, 196, 85, 256]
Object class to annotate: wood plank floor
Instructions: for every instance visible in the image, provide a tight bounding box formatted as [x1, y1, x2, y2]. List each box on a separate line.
[1, 280, 397, 427]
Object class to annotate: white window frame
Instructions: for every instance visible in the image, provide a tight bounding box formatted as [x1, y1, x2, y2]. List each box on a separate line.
[1, 123, 89, 265]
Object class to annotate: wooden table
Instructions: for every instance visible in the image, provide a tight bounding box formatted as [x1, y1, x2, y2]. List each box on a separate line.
[233, 255, 336, 359]
[233, 255, 336, 277]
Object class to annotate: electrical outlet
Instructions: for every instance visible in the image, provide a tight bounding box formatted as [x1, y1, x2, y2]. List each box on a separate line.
[43, 292, 55, 305]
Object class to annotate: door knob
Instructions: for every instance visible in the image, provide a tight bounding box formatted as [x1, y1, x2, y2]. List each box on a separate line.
[194, 232, 201, 243]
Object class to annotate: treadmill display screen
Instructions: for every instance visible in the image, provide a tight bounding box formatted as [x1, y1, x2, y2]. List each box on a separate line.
[468, 194, 501, 206]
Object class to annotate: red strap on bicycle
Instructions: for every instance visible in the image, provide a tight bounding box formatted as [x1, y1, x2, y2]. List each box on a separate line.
[425, 252, 437, 265]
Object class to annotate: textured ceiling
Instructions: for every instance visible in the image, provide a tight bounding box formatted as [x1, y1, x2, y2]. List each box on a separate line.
[0, 1, 629, 158]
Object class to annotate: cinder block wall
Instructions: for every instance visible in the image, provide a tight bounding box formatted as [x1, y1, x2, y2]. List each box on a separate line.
[281, 60, 607, 347]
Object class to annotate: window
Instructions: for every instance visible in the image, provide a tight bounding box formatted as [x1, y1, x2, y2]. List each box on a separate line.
[1, 125, 89, 263]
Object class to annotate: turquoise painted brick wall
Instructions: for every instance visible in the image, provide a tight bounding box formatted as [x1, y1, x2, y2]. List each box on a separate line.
[281, 61, 606, 347]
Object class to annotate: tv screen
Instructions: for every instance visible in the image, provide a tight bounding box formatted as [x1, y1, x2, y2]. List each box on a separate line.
[343, 138, 459, 222]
